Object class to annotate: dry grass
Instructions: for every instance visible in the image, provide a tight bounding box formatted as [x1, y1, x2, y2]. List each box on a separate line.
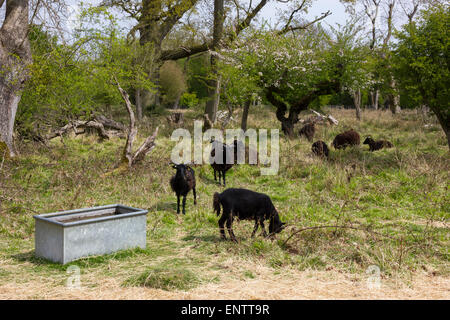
[0, 267, 448, 300]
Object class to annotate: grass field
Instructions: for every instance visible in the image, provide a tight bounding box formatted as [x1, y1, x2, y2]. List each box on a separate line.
[0, 107, 448, 299]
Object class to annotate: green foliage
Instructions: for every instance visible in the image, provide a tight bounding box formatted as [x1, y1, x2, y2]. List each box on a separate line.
[180, 92, 199, 108]
[17, 5, 155, 139]
[18, 26, 97, 134]
[394, 5, 450, 115]
[185, 55, 209, 99]
[329, 21, 373, 94]
[220, 27, 374, 112]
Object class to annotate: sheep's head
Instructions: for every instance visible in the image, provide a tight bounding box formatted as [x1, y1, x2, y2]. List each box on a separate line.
[269, 211, 286, 235]
[363, 136, 374, 145]
[170, 163, 191, 179]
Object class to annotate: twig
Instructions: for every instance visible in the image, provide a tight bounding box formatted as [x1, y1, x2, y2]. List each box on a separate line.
[281, 223, 398, 247]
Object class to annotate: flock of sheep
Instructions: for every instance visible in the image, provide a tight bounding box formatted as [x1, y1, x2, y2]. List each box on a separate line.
[169, 121, 394, 243]
[299, 121, 393, 158]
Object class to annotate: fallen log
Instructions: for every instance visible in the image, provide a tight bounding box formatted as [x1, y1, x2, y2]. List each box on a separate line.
[46, 116, 126, 141]
[311, 110, 339, 125]
[94, 114, 126, 131]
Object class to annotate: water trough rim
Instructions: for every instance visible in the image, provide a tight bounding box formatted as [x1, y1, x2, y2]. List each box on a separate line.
[33, 204, 148, 228]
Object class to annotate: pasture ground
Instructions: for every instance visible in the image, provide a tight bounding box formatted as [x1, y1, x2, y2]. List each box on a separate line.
[0, 107, 448, 299]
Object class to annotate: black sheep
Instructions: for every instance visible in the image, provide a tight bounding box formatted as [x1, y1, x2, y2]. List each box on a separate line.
[299, 122, 316, 142]
[332, 129, 360, 149]
[170, 164, 197, 214]
[363, 136, 393, 151]
[210, 139, 240, 186]
[213, 188, 285, 242]
[312, 140, 329, 158]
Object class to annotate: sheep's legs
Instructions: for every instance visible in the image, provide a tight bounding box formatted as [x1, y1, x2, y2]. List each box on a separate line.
[182, 195, 187, 215]
[259, 218, 267, 237]
[176, 195, 180, 214]
[218, 214, 227, 239]
[222, 171, 226, 186]
[193, 187, 197, 205]
[226, 217, 237, 242]
[251, 220, 259, 238]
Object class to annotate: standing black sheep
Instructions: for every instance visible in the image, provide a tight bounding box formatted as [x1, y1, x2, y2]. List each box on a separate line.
[332, 129, 360, 149]
[363, 136, 393, 151]
[170, 164, 197, 214]
[312, 140, 329, 158]
[213, 188, 285, 242]
[210, 139, 240, 186]
[299, 122, 316, 142]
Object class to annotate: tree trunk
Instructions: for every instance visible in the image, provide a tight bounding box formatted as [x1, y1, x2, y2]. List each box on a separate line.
[354, 89, 362, 120]
[205, 73, 221, 127]
[431, 106, 450, 150]
[388, 79, 401, 115]
[370, 89, 379, 110]
[138, 2, 164, 108]
[265, 75, 341, 138]
[140, 59, 162, 108]
[241, 98, 251, 131]
[0, 91, 20, 157]
[0, 0, 32, 157]
[172, 93, 181, 110]
[135, 88, 143, 121]
[204, 0, 224, 128]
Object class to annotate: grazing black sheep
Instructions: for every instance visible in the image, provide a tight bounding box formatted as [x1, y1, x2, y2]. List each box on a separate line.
[332, 129, 360, 149]
[363, 136, 393, 151]
[213, 188, 285, 242]
[299, 122, 316, 142]
[312, 140, 329, 158]
[210, 139, 240, 186]
[170, 164, 197, 214]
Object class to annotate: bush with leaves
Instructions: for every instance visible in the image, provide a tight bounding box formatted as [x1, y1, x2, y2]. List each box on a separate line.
[17, 6, 156, 140]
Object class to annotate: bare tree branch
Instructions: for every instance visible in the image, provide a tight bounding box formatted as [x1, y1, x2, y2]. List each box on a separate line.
[383, 0, 396, 47]
[278, 10, 332, 35]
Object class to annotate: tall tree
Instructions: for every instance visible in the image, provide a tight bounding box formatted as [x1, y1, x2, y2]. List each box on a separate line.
[342, 0, 426, 114]
[0, 0, 32, 157]
[223, 30, 344, 138]
[394, 5, 450, 148]
[101, 0, 199, 109]
[204, 0, 224, 128]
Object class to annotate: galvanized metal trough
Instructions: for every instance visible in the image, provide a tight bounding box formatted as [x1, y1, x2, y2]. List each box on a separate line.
[34, 204, 148, 264]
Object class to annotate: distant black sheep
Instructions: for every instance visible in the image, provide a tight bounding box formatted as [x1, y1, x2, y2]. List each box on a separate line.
[213, 188, 285, 242]
[299, 122, 316, 142]
[363, 136, 393, 151]
[170, 164, 197, 214]
[332, 129, 360, 149]
[210, 139, 240, 186]
[312, 140, 329, 158]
